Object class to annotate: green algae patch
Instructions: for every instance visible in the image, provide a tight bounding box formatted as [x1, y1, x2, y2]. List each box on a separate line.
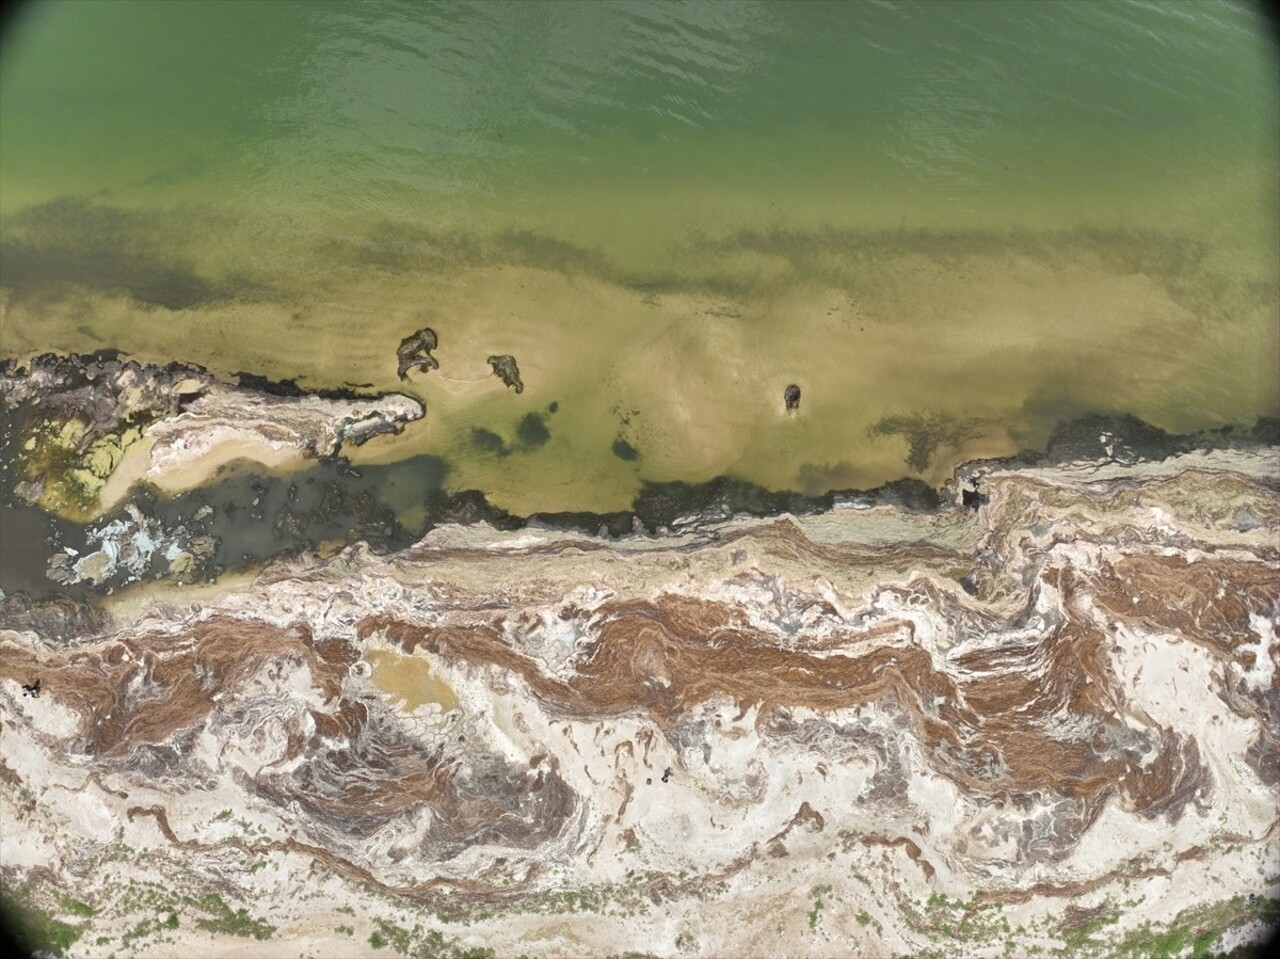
[186, 892, 276, 941]
[14, 413, 148, 519]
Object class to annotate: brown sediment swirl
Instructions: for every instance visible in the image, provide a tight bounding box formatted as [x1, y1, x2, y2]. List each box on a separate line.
[1, 447, 1276, 945]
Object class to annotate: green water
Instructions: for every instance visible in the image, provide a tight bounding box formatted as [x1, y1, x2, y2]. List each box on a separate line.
[2, 0, 1277, 513]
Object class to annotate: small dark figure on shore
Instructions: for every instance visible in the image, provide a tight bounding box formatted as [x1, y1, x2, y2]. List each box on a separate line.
[962, 483, 988, 509]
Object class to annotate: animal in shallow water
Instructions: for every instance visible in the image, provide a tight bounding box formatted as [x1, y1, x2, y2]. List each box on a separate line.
[784, 383, 801, 412]
[21, 679, 40, 698]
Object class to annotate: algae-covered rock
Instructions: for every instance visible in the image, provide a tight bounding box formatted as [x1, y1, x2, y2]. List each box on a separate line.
[396, 327, 439, 380]
[487, 354, 523, 393]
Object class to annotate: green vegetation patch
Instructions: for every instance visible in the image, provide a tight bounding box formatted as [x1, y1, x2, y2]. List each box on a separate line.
[15, 414, 147, 517]
[0, 876, 94, 957]
[809, 884, 833, 931]
[907, 891, 1011, 943]
[364, 918, 496, 958]
[186, 892, 276, 941]
[1111, 895, 1279, 959]
[1059, 903, 1121, 951]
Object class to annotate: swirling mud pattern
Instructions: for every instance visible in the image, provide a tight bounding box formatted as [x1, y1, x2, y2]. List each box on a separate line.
[2, 438, 1277, 956]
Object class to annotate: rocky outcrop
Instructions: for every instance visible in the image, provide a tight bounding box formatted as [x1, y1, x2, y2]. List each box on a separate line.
[143, 383, 423, 474]
[0, 351, 213, 513]
[487, 354, 523, 393]
[0, 352, 424, 516]
[396, 327, 439, 380]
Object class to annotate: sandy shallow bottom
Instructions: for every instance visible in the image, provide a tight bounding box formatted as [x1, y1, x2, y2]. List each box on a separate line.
[1, 446, 1277, 957]
[3, 228, 1276, 516]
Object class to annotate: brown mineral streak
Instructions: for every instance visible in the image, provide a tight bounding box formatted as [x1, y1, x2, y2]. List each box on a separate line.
[361, 584, 1212, 818]
[1, 450, 1277, 949]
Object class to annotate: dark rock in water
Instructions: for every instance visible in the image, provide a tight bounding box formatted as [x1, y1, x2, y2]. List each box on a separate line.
[232, 372, 384, 403]
[1, 352, 214, 440]
[527, 508, 635, 538]
[470, 427, 509, 457]
[784, 384, 801, 412]
[612, 437, 639, 461]
[516, 412, 551, 449]
[1250, 416, 1280, 445]
[397, 328, 439, 380]
[488, 355, 523, 393]
[1044, 414, 1192, 466]
[631, 477, 831, 533]
[421, 488, 522, 531]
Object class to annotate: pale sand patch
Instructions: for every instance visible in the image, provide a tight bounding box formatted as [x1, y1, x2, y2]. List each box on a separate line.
[366, 647, 460, 713]
[100, 430, 308, 507]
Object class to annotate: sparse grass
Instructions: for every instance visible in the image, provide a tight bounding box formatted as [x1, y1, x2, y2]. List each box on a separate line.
[1059, 904, 1120, 951]
[908, 891, 1010, 943]
[809, 884, 833, 931]
[1111, 895, 1279, 959]
[0, 878, 89, 956]
[186, 892, 276, 941]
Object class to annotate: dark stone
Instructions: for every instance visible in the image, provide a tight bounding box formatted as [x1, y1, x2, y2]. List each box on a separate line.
[396, 328, 439, 380]
[1252, 415, 1280, 445]
[784, 384, 801, 412]
[526, 509, 634, 538]
[420, 488, 522, 531]
[231, 372, 376, 403]
[961, 484, 988, 509]
[488, 355, 523, 393]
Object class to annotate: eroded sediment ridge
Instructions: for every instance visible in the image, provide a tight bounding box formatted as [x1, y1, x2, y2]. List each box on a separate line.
[1, 442, 1277, 956]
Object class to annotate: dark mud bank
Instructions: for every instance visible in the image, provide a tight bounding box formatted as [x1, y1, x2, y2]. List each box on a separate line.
[1, 352, 1277, 602]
